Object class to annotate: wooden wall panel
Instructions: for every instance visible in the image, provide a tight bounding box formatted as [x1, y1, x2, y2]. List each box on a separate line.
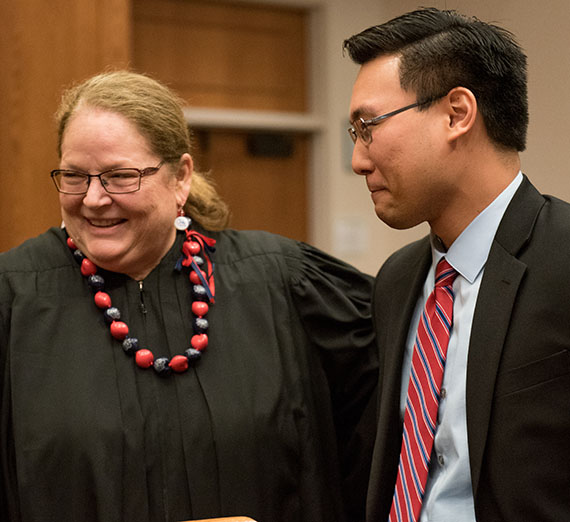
[0, 0, 130, 252]
[197, 131, 308, 241]
[132, 0, 310, 242]
[133, 0, 307, 111]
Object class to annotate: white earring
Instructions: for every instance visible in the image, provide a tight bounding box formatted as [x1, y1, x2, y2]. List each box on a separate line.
[174, 208, 191, 231]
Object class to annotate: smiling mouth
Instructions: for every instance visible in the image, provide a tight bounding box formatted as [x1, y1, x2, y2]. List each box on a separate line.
[86, 218, 126, 228]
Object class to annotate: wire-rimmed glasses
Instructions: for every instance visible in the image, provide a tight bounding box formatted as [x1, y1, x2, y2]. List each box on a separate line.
[348, 94, 447, 145]
[50, 161, 165, 195]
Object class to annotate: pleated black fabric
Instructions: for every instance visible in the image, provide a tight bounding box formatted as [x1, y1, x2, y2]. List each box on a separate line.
[0, 227, 377, 522]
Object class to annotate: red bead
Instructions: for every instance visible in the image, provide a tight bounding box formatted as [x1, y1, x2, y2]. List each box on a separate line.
[183, 240, 201, 256]
[191, 333, 208, 351]
[189, 270, 206, 285]
[110, 321, 129, 340]
[169, 355, 189, 373]
[81, 258, 97, 276]
[192, 301, 209, 317]
[94, 291, 112, 309]
[135, 349, 154, 368]
[66, 237, 77, 250]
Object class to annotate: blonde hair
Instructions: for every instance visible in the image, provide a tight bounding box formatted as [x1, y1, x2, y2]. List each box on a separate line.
[55, 70, 230, 230]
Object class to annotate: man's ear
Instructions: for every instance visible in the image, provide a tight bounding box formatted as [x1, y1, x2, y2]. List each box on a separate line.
[445, 86, 478, 142]
[175, 153, 193, 208]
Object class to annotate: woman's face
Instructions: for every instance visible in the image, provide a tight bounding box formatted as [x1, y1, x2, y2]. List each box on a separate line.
[59, 107, 191, 280]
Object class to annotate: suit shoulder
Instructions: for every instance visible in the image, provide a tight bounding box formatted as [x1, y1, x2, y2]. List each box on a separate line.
[532, 195, 570, 243]
[543, 194, 570, 218]
[377, 236, 431, 278]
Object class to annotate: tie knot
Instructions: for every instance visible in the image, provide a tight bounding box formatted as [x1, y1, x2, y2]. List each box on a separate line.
[435, 258, 457, 288]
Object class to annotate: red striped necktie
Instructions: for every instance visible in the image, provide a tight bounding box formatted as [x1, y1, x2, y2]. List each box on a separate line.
[389, 258, 458, 522]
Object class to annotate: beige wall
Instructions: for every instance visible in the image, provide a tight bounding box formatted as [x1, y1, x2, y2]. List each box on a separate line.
[302, 0, 570, 275]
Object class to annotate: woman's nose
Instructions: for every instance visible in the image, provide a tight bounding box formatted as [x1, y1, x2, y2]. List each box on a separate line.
[82, 177, 113, 206]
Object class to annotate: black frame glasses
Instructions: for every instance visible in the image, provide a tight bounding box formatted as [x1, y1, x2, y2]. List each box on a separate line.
[348, 94, 446, 145]
[50, 161, 165, 195]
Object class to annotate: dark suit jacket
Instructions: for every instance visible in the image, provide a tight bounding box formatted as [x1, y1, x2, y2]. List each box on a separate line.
[367, 176, 570, 521]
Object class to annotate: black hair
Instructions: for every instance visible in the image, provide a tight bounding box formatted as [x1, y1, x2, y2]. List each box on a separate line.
[343, 8, 528, 151]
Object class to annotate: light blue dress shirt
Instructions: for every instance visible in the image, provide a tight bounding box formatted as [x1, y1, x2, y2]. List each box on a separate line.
[399, 172, 523, 522]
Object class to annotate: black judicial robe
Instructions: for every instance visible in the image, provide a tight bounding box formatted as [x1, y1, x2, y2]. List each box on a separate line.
[0, 227, 377, 522]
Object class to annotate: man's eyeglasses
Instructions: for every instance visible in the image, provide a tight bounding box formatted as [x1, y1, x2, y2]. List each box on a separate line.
[348, 95, 446, 145]
[50, 161, 165, 195]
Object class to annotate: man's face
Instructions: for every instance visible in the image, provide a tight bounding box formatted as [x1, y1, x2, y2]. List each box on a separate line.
[349, 54, 451, 231]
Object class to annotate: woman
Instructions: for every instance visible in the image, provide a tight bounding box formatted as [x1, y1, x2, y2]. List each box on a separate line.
[0, 71, 376, 522]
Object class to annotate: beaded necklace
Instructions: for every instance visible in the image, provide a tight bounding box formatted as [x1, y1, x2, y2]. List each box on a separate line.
[66, 225, 216, 376]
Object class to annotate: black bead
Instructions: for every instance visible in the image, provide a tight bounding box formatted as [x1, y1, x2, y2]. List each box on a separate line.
[184, 348, 202, 362]
[88, 274, 105, 292]
[73, 249, 85, 263]
[192, 284, 208, 301]
[193, 317, 209, 334]
[104, 307, 121, 323]
[122, 337, 139, 355]
[153, 357, 172, 376]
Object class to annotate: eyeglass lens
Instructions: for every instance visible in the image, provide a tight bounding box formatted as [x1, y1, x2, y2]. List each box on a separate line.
[348, 119, 370, 145]
[53, 169, 142, 194]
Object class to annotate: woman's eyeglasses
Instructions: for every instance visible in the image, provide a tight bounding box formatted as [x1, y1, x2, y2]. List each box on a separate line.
[50, 161, 164, 195]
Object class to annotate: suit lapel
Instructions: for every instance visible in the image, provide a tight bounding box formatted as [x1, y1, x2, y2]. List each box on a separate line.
[467, 176, 545, 494]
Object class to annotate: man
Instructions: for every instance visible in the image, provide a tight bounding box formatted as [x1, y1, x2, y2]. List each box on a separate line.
[344, 7, 570, 522]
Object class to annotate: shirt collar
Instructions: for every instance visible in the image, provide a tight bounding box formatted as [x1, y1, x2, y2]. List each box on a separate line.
[431, 171, 523, 283]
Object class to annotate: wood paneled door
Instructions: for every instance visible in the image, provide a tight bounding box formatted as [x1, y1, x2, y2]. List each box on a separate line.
[133, 0, 310, 241]
[194, 129, 309, 241]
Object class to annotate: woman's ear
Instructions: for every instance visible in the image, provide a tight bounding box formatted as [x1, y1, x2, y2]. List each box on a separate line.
[445, 87, 478, 143]
[175, 153, 193, 207]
